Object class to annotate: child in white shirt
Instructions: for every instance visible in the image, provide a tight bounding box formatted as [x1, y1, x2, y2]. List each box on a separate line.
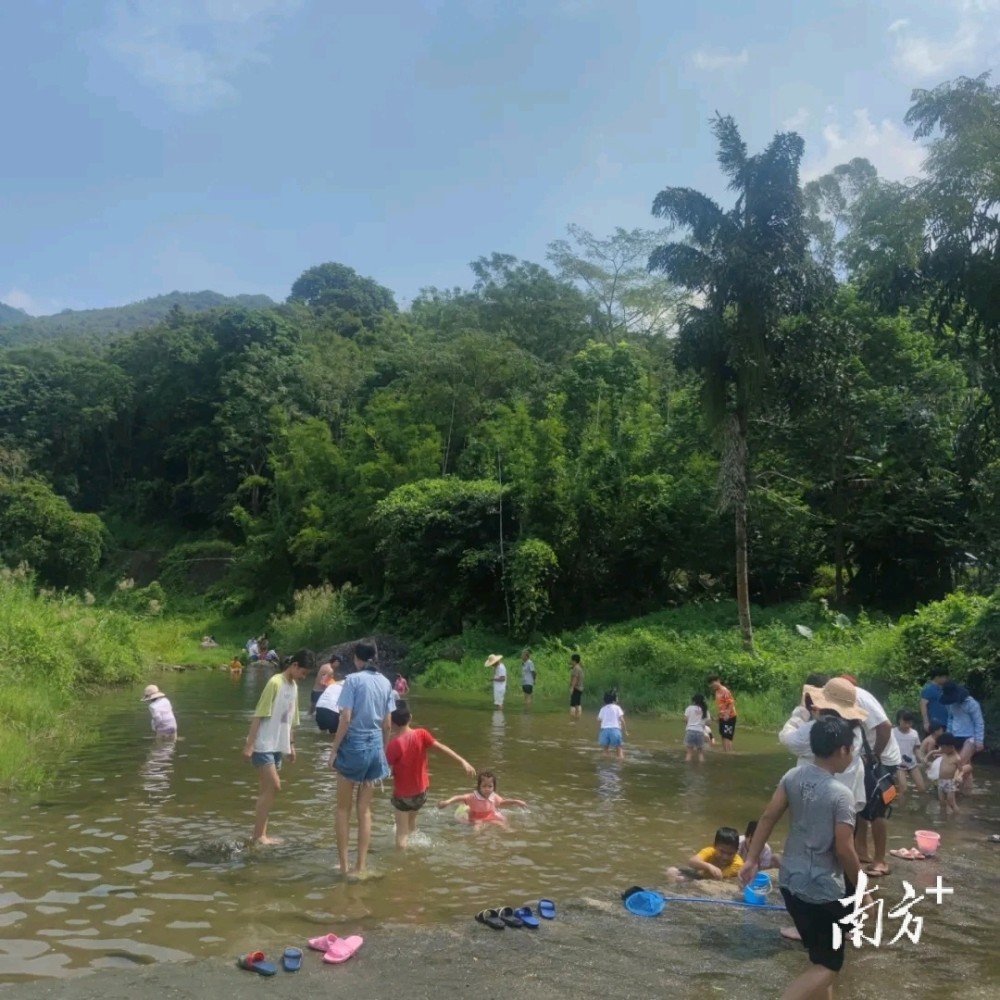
[598, 690, 627, 760]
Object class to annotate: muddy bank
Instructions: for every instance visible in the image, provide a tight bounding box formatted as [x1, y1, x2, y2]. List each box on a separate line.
[3, 895, 992, 1000]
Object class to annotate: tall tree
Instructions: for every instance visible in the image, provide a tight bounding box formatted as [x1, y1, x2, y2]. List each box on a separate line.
[648, 115, 822, 650]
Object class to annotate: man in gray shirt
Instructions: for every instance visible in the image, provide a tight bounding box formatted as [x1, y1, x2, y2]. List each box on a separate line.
[520, 648, 536, 706]
[740, 715, 867, 999]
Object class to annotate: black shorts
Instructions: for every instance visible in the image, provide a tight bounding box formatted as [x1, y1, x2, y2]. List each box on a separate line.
[310, 689, 323, 706]
[522, 684, 534, 695]
[315, 708, 340, 733]
[391, 791, 428, 812]
[570, 689, 583, 708]
[719, 717, 737, 740]
[952, 735, 968, 751]
[780, 888, 849, 973]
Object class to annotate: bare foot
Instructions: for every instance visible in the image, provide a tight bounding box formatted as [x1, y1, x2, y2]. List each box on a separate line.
[254, 835, 284, 846]
[780, 927, 802, 942]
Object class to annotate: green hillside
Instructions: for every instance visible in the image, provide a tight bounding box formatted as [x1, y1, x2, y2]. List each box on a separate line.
[0, 291, 276, 345]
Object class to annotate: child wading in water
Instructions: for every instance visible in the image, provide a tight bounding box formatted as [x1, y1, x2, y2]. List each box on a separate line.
[386, 702, 475, 848]
[935, 733, 966, 816]
[242, 649, 316, 845]
[438, 771, 527, 826]
[141, 685, 177, 738]
[598, 690, 627, 760]
[740, 715, 867, 1000]
[892, 709, 925, 801]
[684, 693, 710, 762]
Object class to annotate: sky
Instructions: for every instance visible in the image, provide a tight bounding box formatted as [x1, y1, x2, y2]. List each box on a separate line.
[1, 0, 998, 315]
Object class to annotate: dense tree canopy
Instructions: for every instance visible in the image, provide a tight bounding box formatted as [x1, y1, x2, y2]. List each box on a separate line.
[1, 72, 999, 642]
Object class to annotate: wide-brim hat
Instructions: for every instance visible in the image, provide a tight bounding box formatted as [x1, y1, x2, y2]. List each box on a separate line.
[623, 888, 665, 917]
[485, 654, 504, 668]
[141, 684, 163, 701]
[803, 678, 867, 721]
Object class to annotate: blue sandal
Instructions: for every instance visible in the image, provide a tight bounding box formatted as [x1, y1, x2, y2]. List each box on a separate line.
[538, 899, 556, 920]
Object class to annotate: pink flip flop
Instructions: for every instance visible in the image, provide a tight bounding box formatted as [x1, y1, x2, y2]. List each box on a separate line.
[309, 933, 341, 952]
[323, 934, 364, 964]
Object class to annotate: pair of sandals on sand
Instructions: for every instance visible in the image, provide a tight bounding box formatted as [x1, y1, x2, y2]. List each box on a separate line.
[476, 900, 556, 929]
[888, 848, 928, 861]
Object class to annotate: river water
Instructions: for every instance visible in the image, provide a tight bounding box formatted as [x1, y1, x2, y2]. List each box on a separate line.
[1, 666, 998, 992]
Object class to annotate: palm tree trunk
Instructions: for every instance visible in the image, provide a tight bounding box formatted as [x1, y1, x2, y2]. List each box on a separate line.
[735, 501, 754, 651]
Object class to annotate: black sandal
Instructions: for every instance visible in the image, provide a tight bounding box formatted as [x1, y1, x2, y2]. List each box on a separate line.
[476, 908, 505, 930]
[498, 906, 524, 928]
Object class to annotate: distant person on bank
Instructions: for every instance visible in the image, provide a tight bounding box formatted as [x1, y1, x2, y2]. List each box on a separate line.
[242, 649, 316, 845]
[520, 648, 536, 705]
[329, 641, 394, 875]
[486, 654, 507, 710]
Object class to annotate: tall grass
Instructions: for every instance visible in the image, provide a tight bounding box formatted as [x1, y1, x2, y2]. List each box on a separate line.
[269, 583, 359, 653]
[416, 601, 906, 728]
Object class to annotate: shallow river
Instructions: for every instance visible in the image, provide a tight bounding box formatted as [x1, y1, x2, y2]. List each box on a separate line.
[1, 666, 998, 991]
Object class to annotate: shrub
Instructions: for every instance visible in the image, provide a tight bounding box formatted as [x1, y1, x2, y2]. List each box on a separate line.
[270, 583, 360, 652]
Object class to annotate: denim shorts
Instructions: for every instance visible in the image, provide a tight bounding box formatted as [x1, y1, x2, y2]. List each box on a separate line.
[684, 729, 705, 749]
[599, 728, 623, 748]
[251, 751, 283, 769]
[334, 732, 390, 785]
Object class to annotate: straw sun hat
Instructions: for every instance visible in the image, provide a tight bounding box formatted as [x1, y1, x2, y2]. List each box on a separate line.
[802, 677, 867, 721]
[484, 654, 504, 668]
[141, 684, 163, 701]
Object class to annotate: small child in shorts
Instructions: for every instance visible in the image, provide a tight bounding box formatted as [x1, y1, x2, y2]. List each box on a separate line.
[936, 733, 964, 816]
[437, 771, 527, 826]
[738, 820, 781, 870]
[385, 702, 475, 848]
[683, 693, 710, 762]
[892, 709, 925, 800]
[597, 690, 627, 760]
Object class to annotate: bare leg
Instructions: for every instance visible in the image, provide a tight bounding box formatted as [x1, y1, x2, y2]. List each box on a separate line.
[355, 783, 376, 873]
[252, 764, 282, 844]
[698, 747, 705, 763]
[780, 965, 836, 1000]
[911, 767, 926, 794]
[335, 777, 355, 873]
[854, 818, 871, 863]
[617, 743, 624, 761]
[685, 747, 693, 762]
[871, 818, 888, 869]
[394, 809, 409, 849]
[895, 768, 906, 806]
[408, 811, 419, 837]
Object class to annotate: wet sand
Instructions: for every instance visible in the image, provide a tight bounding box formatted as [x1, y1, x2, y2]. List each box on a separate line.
[2, 894, 988, 1000]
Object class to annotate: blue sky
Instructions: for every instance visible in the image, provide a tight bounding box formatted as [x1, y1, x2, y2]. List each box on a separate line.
[2, 0, 998, 315]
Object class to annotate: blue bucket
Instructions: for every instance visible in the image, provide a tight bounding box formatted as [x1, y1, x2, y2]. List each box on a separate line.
[743, 872, 772, 906]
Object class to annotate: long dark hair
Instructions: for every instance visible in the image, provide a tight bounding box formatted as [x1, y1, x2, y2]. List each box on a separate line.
[692, 693, 708, 718]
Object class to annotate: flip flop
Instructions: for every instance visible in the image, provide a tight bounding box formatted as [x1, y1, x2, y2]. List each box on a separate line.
[308, 933, 341, 952]
[538, 899, 556, 920]
[514, 906, 540, 929]
[864, 864, 891, 877]
[323, 934, 364, 964]
[237, 951, 277, 976]
[475, 909, 506, 930]
[498, 906, 524, 928]
[282, 947, 302, 971]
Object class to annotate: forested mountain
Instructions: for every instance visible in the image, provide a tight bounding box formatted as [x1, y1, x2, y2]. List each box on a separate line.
[1, 73, 999, 646]
[0, 291, 276, 346]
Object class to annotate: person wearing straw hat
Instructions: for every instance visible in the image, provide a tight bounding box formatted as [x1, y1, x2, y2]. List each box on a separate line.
[485, 654, 507, 710]
[141, 684, 177, 739]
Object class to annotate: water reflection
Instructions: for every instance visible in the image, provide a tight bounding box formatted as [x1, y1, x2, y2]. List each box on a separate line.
[596, 761, 623, 804]
[140, 740, 176, 801]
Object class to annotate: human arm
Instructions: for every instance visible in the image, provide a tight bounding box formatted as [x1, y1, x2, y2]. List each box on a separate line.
[242, 717, 263, 760]
[919, 695, 931, 733]
[969, 698, 985, 748]
[437, 794, 468, 809]
[738, 785, 789, 887]
[328, 706, 352, 765]
[688, 848, 724, 880]
[497, 795, 527, 808]
[834, 822, 869, 904]
[873, 720, 891, 758]
[620, 709, 628, 737]
[779, 715, 815, 757]
[432, 740, 477, 777]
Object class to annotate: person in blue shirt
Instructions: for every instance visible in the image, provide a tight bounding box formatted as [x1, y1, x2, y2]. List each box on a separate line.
[920, 671, 949, 733]
[941, 681, 985, 791]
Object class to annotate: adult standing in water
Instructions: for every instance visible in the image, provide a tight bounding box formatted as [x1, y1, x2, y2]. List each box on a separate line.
[486, 654, 507, 710]
[309, 653, 341, 717]
[329, 641, 394, 875]
[520, 648, 536, 706]
[838, 675, 900, 878]
[941, 680, 985, 789]
[569, 653, 584, 718]
[708, 674, 737, 751]
[920, 670, 949, 734]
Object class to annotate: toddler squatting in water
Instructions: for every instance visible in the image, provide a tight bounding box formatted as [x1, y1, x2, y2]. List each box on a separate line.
[438, 771, 527, 826]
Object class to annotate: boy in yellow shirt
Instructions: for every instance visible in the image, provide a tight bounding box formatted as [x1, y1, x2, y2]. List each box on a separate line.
[690, 827, 744, 879]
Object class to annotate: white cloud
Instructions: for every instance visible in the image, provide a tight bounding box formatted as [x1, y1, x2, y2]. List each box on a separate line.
[782, 107, 810, 131]
[889, 0, 1000, 80]
[802, 109, 925, 183]
[2, 288, 63, 317]
[691, 48, 749, 71]
[99, 0, 303, 110]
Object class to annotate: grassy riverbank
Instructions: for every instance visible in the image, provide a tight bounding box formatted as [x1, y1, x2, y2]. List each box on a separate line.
[415, 600, 907, 728]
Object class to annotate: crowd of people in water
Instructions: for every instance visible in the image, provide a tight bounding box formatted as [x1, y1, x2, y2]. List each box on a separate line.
[139, 641, 987, 1000]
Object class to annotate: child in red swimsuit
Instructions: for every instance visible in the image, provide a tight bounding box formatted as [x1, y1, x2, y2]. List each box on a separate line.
[437, 771, 527, 825]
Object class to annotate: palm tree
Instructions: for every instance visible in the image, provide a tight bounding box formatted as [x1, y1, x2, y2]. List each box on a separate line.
[649, 115, 817, 651]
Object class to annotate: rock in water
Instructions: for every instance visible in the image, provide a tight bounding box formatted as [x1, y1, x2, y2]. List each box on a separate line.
[175, 839, 249, 863]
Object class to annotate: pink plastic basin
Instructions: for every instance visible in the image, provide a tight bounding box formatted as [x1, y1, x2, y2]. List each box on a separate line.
[915, 830, 941, 855]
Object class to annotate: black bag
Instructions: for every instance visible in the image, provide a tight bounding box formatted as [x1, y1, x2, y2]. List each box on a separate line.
[859, 728, 896, 820]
